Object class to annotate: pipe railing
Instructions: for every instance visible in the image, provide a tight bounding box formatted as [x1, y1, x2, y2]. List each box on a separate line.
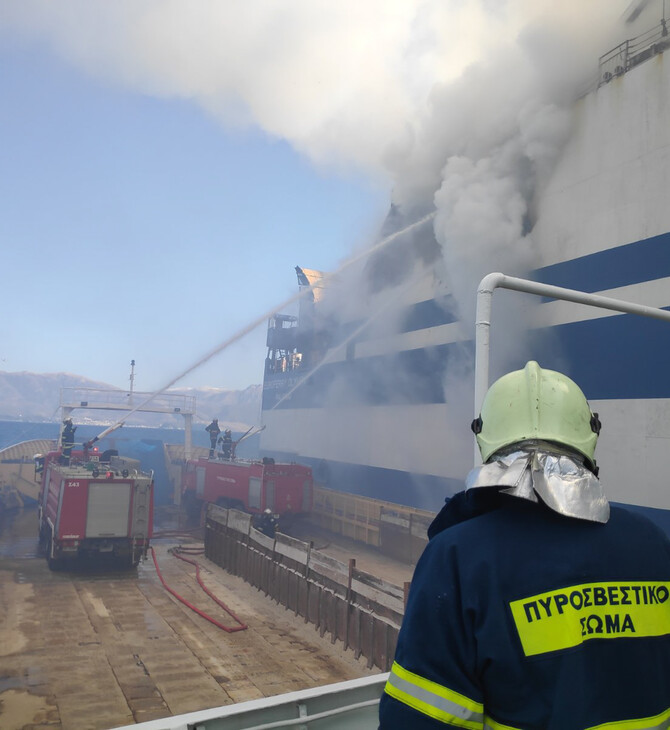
[474, 272, 670, 463]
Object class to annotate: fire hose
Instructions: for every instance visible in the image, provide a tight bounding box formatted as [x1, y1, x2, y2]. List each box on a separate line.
[151, 528, 202, 539]
[150, 546, 248, 633]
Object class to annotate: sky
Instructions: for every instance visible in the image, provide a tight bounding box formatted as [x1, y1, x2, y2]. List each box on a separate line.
[0, 31, 389, 392]
[0, 1, 630, 394]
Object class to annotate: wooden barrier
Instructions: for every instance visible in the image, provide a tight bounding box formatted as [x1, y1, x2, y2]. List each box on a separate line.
[204, 505, 406, 671]
[311, 485, 434, 563]
[311, 487, 385, 545]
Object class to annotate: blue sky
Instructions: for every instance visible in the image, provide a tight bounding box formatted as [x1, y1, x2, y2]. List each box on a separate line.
[0, 36, 389, 391]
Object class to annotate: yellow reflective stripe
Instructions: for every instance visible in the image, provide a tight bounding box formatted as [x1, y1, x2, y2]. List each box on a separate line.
[585, 707, 670, 730]
[384, 660, 484, 728]
[509, 581, 670, 656]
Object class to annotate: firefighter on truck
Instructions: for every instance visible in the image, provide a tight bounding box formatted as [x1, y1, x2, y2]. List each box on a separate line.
[379, 362, 670, 729]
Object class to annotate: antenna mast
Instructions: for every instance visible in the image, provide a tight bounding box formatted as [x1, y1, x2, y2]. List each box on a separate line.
[129, 360, 136, 405]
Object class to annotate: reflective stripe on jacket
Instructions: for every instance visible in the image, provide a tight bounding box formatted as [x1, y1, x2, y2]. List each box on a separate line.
[378, 490, 670, 729]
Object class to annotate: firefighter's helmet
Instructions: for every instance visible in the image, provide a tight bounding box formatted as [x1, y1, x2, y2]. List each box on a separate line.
[472, 361, 600, 468]
[264, 508, 272, 515]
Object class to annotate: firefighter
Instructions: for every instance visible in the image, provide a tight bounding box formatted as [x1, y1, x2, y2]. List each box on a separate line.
[205, 418, 220, 458]
[257, 508, 278, 538]
[60, 418, 76, 466]
[379, 361, 670, 729]
[218, 429, 233, 460]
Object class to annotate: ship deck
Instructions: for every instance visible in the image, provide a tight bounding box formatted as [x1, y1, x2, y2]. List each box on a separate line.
[0, 506, 413, 729]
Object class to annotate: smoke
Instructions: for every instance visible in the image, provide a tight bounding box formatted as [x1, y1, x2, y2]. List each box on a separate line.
[1, 1, 632, 498]
[0, 2, 626, 178]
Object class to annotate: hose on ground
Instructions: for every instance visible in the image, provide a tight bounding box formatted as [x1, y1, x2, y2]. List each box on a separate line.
[171, 545, 204, 555]
[152, 528, 202, 538]
[150, 547, 247, 633]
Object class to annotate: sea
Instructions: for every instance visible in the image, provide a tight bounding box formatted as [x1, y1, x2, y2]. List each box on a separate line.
[0, 420, 260, 505]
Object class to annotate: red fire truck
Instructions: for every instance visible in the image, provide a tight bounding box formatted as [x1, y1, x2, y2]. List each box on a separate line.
[35, 448, 154, 570]
[181, 456, 313, 522]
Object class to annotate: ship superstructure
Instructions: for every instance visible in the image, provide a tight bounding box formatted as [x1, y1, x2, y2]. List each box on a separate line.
[261, 4, 670, 533]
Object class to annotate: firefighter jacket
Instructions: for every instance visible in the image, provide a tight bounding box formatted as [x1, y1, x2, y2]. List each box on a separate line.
[378, 489, 670, 729]
[205, 422, 221, 440]
[61, 423, 76, 449]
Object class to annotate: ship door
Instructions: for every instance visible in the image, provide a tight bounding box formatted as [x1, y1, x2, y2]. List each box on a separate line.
[248, 477, 262, 510]
[196, 467, 206, 498]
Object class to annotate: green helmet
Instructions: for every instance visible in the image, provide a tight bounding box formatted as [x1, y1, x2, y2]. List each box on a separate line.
[472, 361, 601, 467]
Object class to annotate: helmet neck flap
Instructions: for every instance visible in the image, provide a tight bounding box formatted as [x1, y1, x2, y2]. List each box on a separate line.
[466, 441, 609, 523]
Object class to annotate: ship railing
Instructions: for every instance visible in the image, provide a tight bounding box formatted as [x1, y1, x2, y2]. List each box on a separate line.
[59, 387, 196, 415]
[598, 19, 670, 87]
[109, 674, 387, 730]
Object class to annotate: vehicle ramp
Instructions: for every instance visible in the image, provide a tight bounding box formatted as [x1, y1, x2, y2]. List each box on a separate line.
[0, 439, 56, 505]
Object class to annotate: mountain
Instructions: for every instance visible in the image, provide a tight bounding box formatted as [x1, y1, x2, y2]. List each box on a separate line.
[0, 371, 262, 429]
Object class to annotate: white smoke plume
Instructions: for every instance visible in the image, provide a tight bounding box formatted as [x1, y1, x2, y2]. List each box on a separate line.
[0, 1, 627, 182]
[1, 4, 628, 299]
[1, 0, 634, 503]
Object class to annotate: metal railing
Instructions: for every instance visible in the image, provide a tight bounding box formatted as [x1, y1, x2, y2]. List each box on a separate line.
[598, 18, 670, 87]
[59, 386, 196, 414]
[109, 674, 387, 730]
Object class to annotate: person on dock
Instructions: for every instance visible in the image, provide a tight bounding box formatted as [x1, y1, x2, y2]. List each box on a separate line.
[60, 418, 77, 466]
[205, 419, 221, 458]
[256, 508, 278, 538]
[379, 361, 670, 729]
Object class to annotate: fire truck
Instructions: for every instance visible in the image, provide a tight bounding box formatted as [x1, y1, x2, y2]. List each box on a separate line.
[35, 447, 154, 570]
[181, 456, 313, 522]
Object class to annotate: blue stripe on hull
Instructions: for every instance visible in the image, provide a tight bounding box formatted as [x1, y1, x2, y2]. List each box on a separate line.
[522, 310, 670, 400]
[533, 232, 670, 294]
